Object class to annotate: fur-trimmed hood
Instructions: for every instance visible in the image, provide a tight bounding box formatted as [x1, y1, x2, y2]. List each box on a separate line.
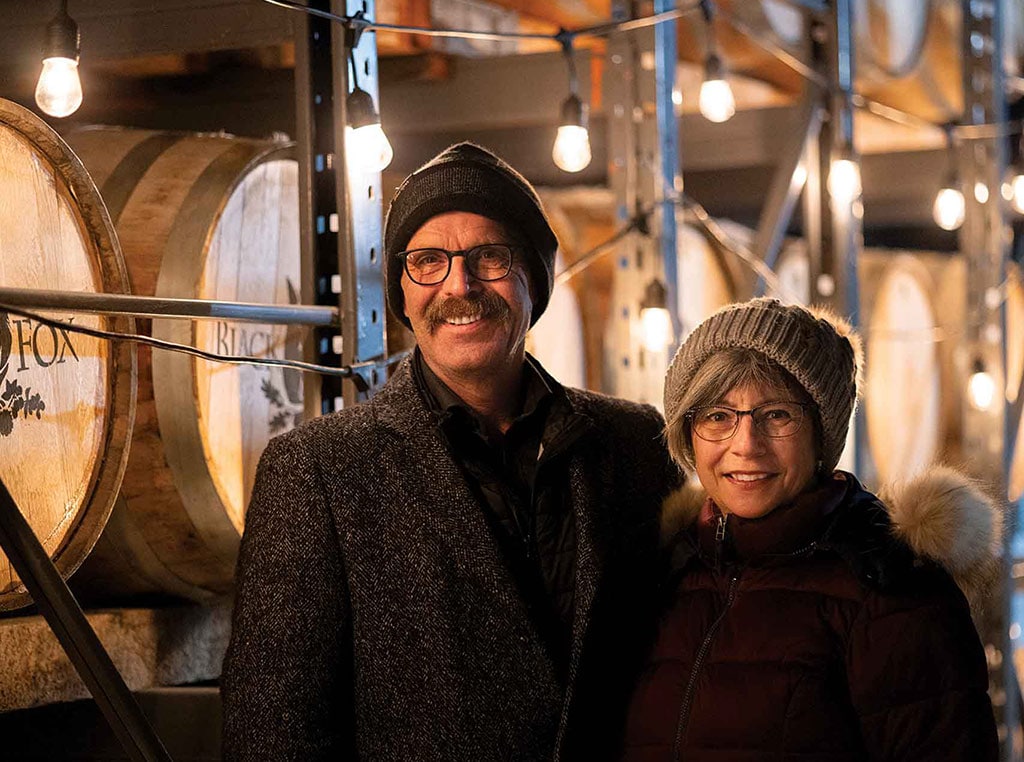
[660, 465, 1003, 607]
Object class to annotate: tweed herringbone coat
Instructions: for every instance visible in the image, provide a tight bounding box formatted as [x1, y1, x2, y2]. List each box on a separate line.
[221, 357, 680, 761]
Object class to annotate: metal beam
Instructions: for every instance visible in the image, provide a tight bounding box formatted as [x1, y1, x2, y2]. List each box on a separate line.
[294, 0, 387, 414]
[0, 479, 172, 762]
[0, 287, 337, 326]
[752, 95, 822, 282]
[957, 0, 1017, 754]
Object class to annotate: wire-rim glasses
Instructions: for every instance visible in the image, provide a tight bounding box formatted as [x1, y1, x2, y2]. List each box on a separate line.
[398, 243, 522, 286]
[686, 401, 814, 442]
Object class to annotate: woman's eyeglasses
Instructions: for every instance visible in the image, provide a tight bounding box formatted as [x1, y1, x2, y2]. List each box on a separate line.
[685, 402, 813, 442]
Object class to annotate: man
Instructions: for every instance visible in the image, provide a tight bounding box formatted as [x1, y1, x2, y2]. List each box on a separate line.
[221, 142, 681, 760]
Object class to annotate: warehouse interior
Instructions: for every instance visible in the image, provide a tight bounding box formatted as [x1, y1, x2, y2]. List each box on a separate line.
[1, 0, 1024, 759]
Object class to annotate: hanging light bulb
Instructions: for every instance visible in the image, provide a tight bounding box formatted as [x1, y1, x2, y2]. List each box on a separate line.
[932, 126, 964, 230]
[968, 359, 996, 410]
[933, 179, 965, 231]
[35, 0, 82, 118]
[552, 94, 591, 173]
[551, 36, 592, 173]
[827, 156, 862, 204]
[699, 54, 735, 123]
[1010, 173, 1024, 214]
[639, 278, 674, 352]
[345, 86, 393, 173]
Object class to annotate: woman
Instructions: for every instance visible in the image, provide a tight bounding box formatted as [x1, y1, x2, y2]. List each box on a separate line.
[623, 298, 1000, 760]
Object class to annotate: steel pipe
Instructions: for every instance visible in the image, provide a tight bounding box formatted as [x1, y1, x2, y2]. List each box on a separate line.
[0, 286, 338, 327]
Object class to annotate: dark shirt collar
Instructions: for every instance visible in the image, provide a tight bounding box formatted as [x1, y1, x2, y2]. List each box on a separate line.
[412, 347, 555, 435]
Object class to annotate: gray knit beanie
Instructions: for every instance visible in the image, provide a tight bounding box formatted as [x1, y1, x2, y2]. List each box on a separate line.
[384, 142, 558, 329]
[664, 298, 861, 472]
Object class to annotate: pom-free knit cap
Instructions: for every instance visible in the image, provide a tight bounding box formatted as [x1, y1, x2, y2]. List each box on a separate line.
[664, 298, 861, 472]
[384, 142, 559, 329]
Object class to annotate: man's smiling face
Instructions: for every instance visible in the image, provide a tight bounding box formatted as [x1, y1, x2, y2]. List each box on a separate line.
[400, 211, 533, 385]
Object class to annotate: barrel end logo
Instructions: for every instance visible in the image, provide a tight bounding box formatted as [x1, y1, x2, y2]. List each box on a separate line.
[259, 278, 304, 436]
[0, 311, 83, 437]
[0, 378, 46, 437]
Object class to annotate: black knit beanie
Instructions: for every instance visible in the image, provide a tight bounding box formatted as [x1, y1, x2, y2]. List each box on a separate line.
[384, 142, 559, 329]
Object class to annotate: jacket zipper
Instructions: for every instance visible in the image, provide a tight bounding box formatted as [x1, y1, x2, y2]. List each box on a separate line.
[670, 573, 739, 760]
[715, 513, 728, 542]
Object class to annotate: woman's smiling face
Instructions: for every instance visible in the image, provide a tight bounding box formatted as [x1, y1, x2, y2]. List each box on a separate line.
[692, 381, 818, 519]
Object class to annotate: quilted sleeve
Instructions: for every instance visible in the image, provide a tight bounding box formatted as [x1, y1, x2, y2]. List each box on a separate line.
[846, 567, 999, 761]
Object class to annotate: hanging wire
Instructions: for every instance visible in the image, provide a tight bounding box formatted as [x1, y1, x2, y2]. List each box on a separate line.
[554, 211, 649, 286]
[260, 0, 1024, 140]
[675, 195, 798, 303]
[255, 0, 1024, 350]
[0, 302, 407, 379]
[260, 0, 702, 43]
[714, 5, 829, 89]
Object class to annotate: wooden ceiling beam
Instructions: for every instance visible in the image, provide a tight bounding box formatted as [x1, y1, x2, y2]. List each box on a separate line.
[482, 0, 609, 31]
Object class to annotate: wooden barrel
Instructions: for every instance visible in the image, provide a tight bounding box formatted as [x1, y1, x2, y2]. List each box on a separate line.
[0, 100, 136, 611]
[64, 127, 303, 602]
[770, 244, 961, 480]
[862, 255, 946, 483]
[676, 220, 736, 339]
[710, 0, 961, 124]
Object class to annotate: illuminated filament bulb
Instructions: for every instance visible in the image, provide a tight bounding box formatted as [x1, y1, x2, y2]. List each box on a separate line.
[698, 54, 735, 124]
[639, 279, 674, 352]
[552, 94, 591, 173]
[968, 361, 996, 411]
[35, 3, 82, 118]
[933, 185, 965, 231]
[345, 87, 393, 173]
[827, 158, 862, 203]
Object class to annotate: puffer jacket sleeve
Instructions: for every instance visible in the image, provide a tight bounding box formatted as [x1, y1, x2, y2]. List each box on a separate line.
[221, 432, 355, 761]
[845, 565, 998, 761]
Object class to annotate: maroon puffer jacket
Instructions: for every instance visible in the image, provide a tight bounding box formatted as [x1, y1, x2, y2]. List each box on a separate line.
[623, 471, 998, 761]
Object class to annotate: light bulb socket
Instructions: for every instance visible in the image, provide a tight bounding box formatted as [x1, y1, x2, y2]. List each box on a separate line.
[45, 7, 80, 62]
[971, 358, 986, 375]
[641, 278, 668, 310]
[346, 86, 380, 130]
[703, 52, 725, 82]
[559, 93, 588, 130]
[940, 170, 959, 194]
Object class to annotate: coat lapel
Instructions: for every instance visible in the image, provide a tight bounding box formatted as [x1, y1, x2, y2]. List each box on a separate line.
[372, 358, 540, 630]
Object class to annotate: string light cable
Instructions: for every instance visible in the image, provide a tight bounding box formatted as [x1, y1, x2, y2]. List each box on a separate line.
[0, 302, 408, 381]
[260, 0, 1023, 141]
[252, 0, 1021, 348]
[674, 194, 797, 303]
[259, 0, 703, 44]
[554, 208, 651, 286]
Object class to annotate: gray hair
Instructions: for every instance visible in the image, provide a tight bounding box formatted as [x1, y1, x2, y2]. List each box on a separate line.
[665, 347, 820, 472]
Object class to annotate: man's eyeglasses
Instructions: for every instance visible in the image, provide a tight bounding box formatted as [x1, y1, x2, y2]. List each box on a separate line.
[685, 402, 814, 442]
[398, 244, 522, 286]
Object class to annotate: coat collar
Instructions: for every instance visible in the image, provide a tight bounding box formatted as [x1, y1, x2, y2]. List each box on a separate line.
[661, 466, 1001, 608]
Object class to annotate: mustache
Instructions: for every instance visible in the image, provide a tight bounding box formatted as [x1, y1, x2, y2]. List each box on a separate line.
[425, 291, 511, 332]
